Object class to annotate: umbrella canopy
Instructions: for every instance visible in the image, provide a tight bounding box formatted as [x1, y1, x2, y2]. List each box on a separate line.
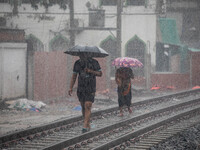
[64, 45, 109, 58]
[112, 57, 143, 68]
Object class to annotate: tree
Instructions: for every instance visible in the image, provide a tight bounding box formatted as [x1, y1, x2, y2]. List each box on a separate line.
[8, 0, 69, 15]
[29, 0, 69, 10]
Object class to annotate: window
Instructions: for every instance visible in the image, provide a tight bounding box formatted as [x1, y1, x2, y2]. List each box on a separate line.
[21, 0, 40, 4]
[181, 12, 200, 42]
[156, 43, 170, 72]
[126, 0, 146, 6]
[101, 0, 117, 6]
[21, 0, 68, 4]
[26, 34, 44, 52]
[155, 42, 189, 73]
[0, 0, 8, 3]
[89, 10, 105, 27]
[0, 17, 6, 27]
[100, 36, 117, 77]
[48, 0, 69, 5]
[50, 35, 69, 51]
[22, 0, 31, 3]
[126, 36, 145, 76]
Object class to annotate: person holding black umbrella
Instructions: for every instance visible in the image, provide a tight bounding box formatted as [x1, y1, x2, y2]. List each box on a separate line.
[68, 53, 102, 133]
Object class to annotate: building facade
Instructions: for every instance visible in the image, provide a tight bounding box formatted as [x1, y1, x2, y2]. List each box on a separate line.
[1, 0, 200, 101]
[0, 0, 157, 66]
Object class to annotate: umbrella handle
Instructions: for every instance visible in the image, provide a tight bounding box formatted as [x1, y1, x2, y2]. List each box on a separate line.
[86, 59, 92, 68]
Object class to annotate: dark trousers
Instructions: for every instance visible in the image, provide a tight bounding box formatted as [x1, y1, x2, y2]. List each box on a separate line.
[117, 87, 132, 107]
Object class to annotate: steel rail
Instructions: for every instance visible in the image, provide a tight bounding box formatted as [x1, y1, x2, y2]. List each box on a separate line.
[93, 107, 200, 150]
[0, 89, 199, 149]
[126, 116, 200, 150]
[42, 97, 200, 150]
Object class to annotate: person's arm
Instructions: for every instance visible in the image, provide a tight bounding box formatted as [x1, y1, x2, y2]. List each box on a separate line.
[68, 73, 77, 96]
[85, 68, 102, 77]
[115, 72, 122, 87]
[85, 60, 102, 77]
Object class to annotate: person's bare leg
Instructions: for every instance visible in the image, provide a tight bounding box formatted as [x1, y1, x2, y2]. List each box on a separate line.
[119, 107, 123, 116]
[128, 106, 132, 113]
[83, 101, 92, 129]
[80, 102, 85, 118]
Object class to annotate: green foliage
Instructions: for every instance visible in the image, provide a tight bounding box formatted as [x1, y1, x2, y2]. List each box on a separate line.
[9, 0, 69, 10]
[48, 0, 69, 10]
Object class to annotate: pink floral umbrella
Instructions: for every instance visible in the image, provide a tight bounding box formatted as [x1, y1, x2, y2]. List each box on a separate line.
[112, 57, 143, 68]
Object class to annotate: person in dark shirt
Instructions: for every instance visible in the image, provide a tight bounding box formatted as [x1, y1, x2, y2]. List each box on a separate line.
[115, 67, 134, 117]
[68, 53, 102, 133]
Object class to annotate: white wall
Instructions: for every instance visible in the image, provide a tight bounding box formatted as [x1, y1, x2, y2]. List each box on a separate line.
[0, 0, 157, 65]
[0, 3, 70, 51]
[0, 43, 27, 100]
[122, 14, 157, 65]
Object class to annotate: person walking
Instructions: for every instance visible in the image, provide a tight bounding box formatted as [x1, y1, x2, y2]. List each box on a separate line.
[115, 67, 134, 117]
[68, 53, 102, 133]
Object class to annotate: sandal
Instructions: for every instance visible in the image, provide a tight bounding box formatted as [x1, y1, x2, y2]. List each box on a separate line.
[128, 109, 132, 114]
[82, 128, 90, 133]
[119, 112, 124, 117]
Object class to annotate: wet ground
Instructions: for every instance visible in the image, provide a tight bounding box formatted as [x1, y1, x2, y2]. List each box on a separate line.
[0, 90, 172, 136]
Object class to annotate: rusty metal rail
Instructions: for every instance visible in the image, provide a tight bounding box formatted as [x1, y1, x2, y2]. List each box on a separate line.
[0, 89, 200, 150]
[95, 107, 200, 150]
[123, 115, 200, 150]
[61, 98, 200, 150]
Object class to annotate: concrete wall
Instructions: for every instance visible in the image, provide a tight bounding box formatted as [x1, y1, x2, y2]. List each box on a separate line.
[33, 51, 108, 102]
[0, 43, 27, 100]
[151, 73, 190, 90]
[0, 49, 2, 99]
[33, 51, 68, 101]
[190, 52, 200, 87]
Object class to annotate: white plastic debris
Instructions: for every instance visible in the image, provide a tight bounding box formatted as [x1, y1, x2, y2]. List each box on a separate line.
[7, 98, 46, 109]
[172, 98, 180, 101]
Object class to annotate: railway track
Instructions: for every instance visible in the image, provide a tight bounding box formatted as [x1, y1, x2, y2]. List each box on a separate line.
[0, 89, 200, 150]
[123, 114, 200, 150]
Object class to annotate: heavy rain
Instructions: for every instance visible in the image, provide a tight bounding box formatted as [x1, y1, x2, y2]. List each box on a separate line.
[0, 0, 200, 149]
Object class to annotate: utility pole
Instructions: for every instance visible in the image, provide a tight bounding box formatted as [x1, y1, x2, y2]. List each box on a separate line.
[66, 0, 75, 94]
[69, 0, 75, 47]
[13, 0, 18, 15]
[117, 0, 122, 57]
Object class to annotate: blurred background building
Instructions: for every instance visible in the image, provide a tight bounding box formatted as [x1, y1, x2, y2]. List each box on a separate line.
[0, 0, 200, 102]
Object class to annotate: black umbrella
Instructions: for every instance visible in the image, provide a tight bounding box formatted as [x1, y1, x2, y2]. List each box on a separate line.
[64, 45, 109, 58]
